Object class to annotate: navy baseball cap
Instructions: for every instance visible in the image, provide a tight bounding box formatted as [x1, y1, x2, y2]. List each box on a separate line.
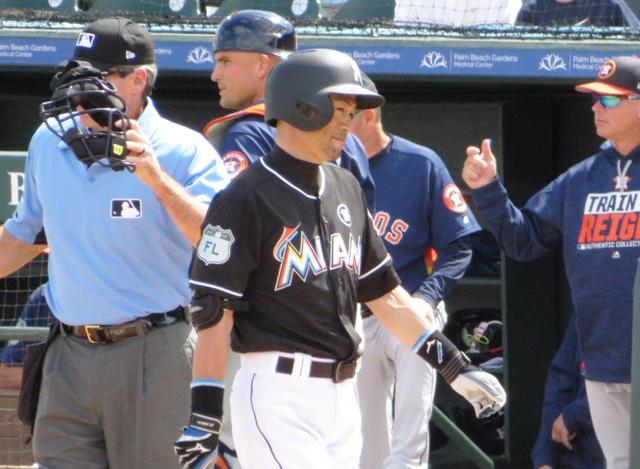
[70, 17, 156, 72]
[576, 56, 640, 96]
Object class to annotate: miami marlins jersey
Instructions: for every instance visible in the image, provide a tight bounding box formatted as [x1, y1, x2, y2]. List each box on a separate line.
[472, 145, 640, 383]
[369, 136, 480, 302]
[190, 146, 399, 360]
[203, 105, 376, 210]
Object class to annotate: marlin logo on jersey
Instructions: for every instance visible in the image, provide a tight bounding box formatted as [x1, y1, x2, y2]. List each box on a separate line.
[273, 224, 361, 291]
[577, 190, 640, 251]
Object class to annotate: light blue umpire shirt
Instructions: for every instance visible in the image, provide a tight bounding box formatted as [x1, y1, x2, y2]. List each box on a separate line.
[4, 99, 230, 325]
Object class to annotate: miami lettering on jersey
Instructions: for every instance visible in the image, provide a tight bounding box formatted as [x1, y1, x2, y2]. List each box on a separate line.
[578, 190, 640, 250]
[273, 224, 361, 291]
[373, 211, 409, 245]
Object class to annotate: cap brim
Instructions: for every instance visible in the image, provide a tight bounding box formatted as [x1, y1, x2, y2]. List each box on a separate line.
[575, 81, 635, 95]
[324, 84, 385, 109]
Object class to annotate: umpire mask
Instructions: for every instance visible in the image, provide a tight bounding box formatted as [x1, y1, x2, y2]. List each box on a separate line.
[40, 60, 132, 172]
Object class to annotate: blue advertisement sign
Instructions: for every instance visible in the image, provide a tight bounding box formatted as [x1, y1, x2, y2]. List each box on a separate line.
[332, 46, 628, 78]
[0, 33, 633, 79]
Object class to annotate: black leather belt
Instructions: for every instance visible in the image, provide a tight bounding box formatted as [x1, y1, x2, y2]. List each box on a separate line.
[61, 307, 186, 345]
[275, 356, 357, 383]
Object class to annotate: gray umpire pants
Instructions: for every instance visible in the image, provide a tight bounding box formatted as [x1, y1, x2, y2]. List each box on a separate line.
[32, 321, 194, 469]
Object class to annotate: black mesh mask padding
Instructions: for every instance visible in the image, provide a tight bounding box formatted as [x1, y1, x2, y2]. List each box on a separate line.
[40, 60, 132, 172]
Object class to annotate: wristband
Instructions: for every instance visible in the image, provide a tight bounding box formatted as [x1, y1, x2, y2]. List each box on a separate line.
[190, 379, 224, 433]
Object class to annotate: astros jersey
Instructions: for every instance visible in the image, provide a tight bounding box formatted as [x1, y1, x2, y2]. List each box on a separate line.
[369, 136, 480, 298]
[190, 146, 399, 360]
[472, 145, 640, 382]
[203, 104, 377, 210]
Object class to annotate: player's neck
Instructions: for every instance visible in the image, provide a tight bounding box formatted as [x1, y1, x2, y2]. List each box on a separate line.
[611, 132, 640, 156]
[363, 127, 391, 159]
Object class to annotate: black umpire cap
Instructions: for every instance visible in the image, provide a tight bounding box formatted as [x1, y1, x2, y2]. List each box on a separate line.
[70, 17, 156, 72]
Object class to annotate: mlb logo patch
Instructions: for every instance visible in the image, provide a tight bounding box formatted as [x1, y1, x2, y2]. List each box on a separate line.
[111, 199, 142, 218]
[76, 32, 95, 49]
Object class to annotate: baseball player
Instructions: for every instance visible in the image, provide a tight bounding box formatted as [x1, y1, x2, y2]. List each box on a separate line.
[203, 9, 375, 210]
[462, 56, 640, 468]
[174, 48, 505, 469]
[202, 11, 378, 466]
[350, 74, 481, 468]
[0, 18, 228, 468]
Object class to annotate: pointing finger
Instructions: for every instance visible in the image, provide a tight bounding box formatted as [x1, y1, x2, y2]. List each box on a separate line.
[481, 138, 494, 162]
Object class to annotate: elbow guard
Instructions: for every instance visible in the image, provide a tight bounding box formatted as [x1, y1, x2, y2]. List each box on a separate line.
[187, 291, 226, 331]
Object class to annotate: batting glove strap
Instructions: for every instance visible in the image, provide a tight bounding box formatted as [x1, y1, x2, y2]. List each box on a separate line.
[189, 412, 222, 434]
[415, 329, 469, 384]
[450, 365, 507, 419]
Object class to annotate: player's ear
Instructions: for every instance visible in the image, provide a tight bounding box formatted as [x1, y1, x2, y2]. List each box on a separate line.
[257, 53, 275, 78]
[132, 68, 147, 90]
[365, 108, 376, 123]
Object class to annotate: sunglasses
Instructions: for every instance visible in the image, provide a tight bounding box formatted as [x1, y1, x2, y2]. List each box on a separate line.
[591, 94, 640, 109]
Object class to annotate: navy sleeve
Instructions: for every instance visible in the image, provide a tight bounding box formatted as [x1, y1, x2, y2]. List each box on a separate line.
[218, 129, 274, 179]
[531, 314, 583, 467]
[470, 177, 563, 262]
[412, 236, 473, 306]
[340, 134, 376, 211]
[562, 391, 593, 433]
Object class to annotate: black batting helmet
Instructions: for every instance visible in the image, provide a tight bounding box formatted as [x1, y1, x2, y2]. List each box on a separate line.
[265, 49, 384, 131]
[214, 10, 296, 59]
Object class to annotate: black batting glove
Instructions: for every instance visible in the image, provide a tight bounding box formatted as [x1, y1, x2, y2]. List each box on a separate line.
[175, 380, 224, 469]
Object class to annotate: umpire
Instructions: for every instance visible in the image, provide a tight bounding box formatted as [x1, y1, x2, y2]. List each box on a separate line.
[175, 49, 506, 469]
[0, 18, 228, 468]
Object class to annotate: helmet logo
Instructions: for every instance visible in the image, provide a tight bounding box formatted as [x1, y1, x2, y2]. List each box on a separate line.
[112, 143, 124, 156]
[76, 33, 95, 49]
[347, 56, 363, 85]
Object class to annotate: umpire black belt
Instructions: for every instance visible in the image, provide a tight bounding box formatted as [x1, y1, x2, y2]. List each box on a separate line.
[60, 306, 186, 345]
[275, 356, 357, 383]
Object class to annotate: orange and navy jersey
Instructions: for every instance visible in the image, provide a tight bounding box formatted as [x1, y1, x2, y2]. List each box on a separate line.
[471, 145, 640, 383]
[203, 104, 271, 180]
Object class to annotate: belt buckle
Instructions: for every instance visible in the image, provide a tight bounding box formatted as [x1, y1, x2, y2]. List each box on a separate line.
[84, 325, 103, 344]
[332, 360, 357, 383]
